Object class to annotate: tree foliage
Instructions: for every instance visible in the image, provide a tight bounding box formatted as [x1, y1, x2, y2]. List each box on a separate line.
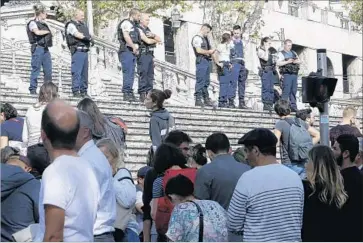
[343, 0, 363, 28]
[201, 0, 264, 44]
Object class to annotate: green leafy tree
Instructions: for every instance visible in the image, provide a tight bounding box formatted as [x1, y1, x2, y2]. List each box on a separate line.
[343, 0, 363, 29]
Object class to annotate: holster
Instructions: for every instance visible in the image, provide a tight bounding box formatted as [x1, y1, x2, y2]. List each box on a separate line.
[70, 46, 76, 55]
[258, 68, 263, 77]
[217, 65, 225, 76]
[119, 42, 126, 52]
[196, 56, 202, 64]
[31, 44, 36, 54]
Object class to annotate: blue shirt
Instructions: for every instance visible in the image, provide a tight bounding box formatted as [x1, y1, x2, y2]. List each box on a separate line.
[0, 117, 24, 142]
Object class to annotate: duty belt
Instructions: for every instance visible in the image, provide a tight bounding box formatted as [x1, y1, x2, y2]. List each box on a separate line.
[140, 47, 154, 54]
[76, 46, 89, 52]
[262, 66, 275, 71]
[231, 58, 244, 65]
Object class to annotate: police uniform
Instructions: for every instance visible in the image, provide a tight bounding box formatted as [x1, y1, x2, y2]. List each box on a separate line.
[26, 18, 53, 94]
[117, 19, 141, 101]
[65, 20, 91, 96]
[216, 42, 234, 108]
[278, 51, 300, 111]
[230, 38, 248, 108]
[137, 25, 156, 101]
[192, 34, 212, 106]
[257, 47, 277, 110]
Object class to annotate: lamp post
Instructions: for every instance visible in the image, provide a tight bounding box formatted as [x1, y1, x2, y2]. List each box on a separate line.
[171, 7, 181, 29]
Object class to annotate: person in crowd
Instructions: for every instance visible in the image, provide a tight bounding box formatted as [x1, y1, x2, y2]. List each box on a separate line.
[65, 9, 94, 98]
[96, 138, 139, 242]
[144, 89, 173, 153]
[137, 13, 162, 103]
[135, 166, 157, 242]
[277, 39, 301, 112]
[356, 137, 363, 171]
[75, 110, 116, 241]
[77, 98, 126, 168]
[0, 103, 24, 150]
[194, 132, 250, 210]
[273, 99, 320, 178]
[165, 175, 228, 242]
[23, 82, 58, 147]
[1, 163, 40, 242]
[1, 146, 20, 163]
[256, 37, 277, 111]
[117, 8, 141, 102]
[296, 108, 315, 127]
[192, 24, 215, 107]
[27, 143, 50, 179]
[151, 143, 191, 241]
[233, 146, 247, 164]
[35, 100, 99, 241]
[142, 130, 192, 242]
[330, 106, 362, 146]
[229, 128, 304, 242]
[213, 32, 234, 108]
[332, 134, 363, 242]
[230, 25, 248, 109]
[302, 145, 348, 242]
[27, 3, 52, 95]
[189, 144, 208, 169]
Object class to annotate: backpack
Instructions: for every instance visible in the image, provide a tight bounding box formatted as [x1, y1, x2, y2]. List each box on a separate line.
[285, 117, 313, 162]
[154, 168, 197, 235]
[104, 116, 127, 149]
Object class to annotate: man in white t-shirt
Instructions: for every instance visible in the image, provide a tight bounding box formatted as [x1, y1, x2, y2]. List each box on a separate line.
[75, 110, 116, 241]
[35, 100, 99, 242]
[228, 128, 304, 242]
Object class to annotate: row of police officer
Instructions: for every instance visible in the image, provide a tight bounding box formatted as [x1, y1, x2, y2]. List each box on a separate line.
[191, 24, 248, 108]
[257, 37, 300, 111]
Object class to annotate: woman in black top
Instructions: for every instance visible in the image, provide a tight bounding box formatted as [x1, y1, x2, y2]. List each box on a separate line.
[302, 145, 348, 242]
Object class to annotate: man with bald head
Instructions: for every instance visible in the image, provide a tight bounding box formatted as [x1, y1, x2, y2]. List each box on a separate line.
[65, 9, 94, 98]
[35, 100, 100, 241]
[75, 110, 116, 242]
[137, 13, 161, 102]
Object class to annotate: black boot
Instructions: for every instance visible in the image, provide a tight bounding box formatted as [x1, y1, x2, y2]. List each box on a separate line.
[195, 97, 203, 107]
[203, 97, 213, 107]
[139, 93, 146, 103]
[73, 92, 82, 98]
[238, 100, 248, 109]
[129, 93, 137, 102]
[218, 102, 228, 108]
[263, 103, 273, 111]
[123, 93, 130, 101]
[228, 98, 236, 108]
[81, 92, 90, 98]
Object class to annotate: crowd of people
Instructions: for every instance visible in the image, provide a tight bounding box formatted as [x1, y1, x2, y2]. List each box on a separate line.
[1, 79, 363, 242]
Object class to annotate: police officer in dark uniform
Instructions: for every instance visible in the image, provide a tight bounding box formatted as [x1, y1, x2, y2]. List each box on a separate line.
[27, 4, 53, 95]
[277, 39, 301, 112]
[230, 25, 248, 109]
[137, 13, 161, 103]
[117, 9, 141, 102]
[191, 24, 216, 107]
[65, 9, 94, 98]
[257, 37, 278, 111]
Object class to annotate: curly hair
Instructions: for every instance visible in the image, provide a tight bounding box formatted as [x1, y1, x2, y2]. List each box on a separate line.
[0, 103, 18, 120]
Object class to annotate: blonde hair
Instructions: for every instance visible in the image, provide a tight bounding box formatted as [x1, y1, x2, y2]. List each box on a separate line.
[307, 145, 348, 208]
[96, 138, 124, 169]
[343, 106, 357, 119]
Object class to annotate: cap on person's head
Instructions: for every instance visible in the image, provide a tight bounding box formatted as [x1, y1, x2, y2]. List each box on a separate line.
[238, 128, 277, 155]
[137, 166, 152, 178]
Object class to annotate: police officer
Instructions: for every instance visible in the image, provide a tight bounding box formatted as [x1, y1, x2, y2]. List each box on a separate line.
[117, 9, 141, 102]
[65, 9, 94, 98]
[191, 24, 216, 107]
[277, 39, 301, 112]
[27, 4, 53, 95]
[257, 37, 278, 111]
[230, 25, 248, 109]
[137, 13, 162, 103]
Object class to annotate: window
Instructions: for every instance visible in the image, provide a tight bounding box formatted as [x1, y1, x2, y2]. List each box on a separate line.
[321, 10, 328, 24]
[341, 19, 349, 30]
[288, 0, 301, 17]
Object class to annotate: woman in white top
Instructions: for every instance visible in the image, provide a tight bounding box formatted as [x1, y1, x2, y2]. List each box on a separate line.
[213, 32, 234, 108]
[22, 82, 58, 147]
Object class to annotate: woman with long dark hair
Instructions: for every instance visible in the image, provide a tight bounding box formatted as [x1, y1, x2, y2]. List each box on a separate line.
[214, 32, 234, 108]
[302, 145, 348, 241]
[144, 89, 173, 156]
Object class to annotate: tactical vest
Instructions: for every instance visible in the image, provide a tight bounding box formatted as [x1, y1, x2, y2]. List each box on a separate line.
[65, 20, 91, 49]
[191, 35, 211, 57]
[117, 19, 141, 50]
[231, 39, 244, 60]
[26, 19, 53, 47]
[258, 47, 274, 68]
[139, 25, 156, 52]
[279, 50, 300, 74]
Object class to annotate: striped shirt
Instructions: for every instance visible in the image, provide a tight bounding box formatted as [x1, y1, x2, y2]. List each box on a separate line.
[227, 164, 304, 242]
[152, 176, 164, 198]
